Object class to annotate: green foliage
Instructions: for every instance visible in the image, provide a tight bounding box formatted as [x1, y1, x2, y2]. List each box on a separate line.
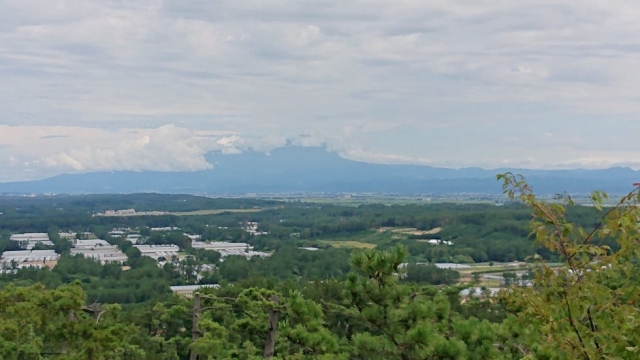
[1, 182, 637, 359]
[0, 282, 142, 359]
[405, 263, 460, 285]
[0, 254, 174, 304]
[339, 245, 502, 359]
[497, 173, 640, 359]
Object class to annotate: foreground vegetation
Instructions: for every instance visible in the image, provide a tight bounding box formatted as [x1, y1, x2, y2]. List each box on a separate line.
[0, 175, 639, 359]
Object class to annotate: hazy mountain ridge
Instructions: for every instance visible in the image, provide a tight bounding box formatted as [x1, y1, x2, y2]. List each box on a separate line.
[1, 146, 638, 195]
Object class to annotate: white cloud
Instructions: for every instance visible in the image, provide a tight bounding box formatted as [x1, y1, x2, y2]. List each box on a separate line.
[36, 125, 215, 172]
[2, 1, 640, 181]
[0, 125, 236, 180]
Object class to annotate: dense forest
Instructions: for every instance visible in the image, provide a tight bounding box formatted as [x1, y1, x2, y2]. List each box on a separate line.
[0, 175, 639, 359]
[0, 193, 605, 264]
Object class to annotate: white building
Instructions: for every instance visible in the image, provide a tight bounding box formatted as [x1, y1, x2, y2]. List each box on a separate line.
[299, 247, 320, 251]
[1, 249, 60, 267]
[192, 241, 247, 251]
[459, 287, 502, 298]
[170, 284, 220, 297]
[134, 244, 180, 261]
[10, 233, 54, 250]
[151, 227, 180, 231]
[70, 239, 128, 264]
[127, 234, 143, 244]
[184, 234, 201, 241]
[191, 241, 271, 259]
[59, 232, 77, 239]
[73, 239, 112, 249]
[242, 222, 268, 236]
[418, 239, 453, 245]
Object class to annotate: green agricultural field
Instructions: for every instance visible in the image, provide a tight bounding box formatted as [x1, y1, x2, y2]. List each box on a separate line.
[318, 240, 377, 249]
[169, 208, 266, 216]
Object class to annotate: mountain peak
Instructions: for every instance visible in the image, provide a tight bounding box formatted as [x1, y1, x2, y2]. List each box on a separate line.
[1, 146, 638, 195]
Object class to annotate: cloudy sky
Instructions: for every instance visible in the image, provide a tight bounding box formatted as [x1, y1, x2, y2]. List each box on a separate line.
[2, 0, 640, 182]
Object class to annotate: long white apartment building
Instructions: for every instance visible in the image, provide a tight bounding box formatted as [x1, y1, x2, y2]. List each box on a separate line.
[191, 241, 271, 259]
[1, 249, 60, 268]
[170, 284, 220, 297]
[133, 244, 180, 261]
[70, 239, 128, 264]
[10, 233, 54, 250]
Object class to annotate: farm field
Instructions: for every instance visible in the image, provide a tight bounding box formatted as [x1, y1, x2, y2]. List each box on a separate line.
[170, 208, 266, 216]
[318, 240, 377, 249]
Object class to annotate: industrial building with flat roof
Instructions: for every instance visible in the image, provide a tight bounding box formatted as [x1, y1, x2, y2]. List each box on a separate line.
[1, 249, 60, 263]
[133, 244, 180, 261]
[73, 239, 112, 248]
[170, 284, 220, 297]
[1, 249, 60, 270]
[70, 240, 128, 264]
[127, 234, 143, 244]
[191, 241, 271, 259]
[59, 232, 76, 239]
[10, 233, 54, 250]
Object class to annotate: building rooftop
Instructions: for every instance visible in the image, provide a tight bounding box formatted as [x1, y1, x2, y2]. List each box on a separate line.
[10, 233, 49, 240]
[70, 240, 127, 263]
[192, 241, 249, 249]
[74, 239, 112, 248]
[134, 244, 180, 260]
[170, 284, 220, 297]
[459, 287, 502, 297]
[1, 249, 60, 263]
[70, 248, 128, 263]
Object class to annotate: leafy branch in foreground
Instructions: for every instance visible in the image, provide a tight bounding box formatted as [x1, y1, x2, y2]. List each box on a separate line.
[497, 173, 640, 359]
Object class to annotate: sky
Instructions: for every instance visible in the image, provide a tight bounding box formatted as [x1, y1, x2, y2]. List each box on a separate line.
[2, 0, 640, 182]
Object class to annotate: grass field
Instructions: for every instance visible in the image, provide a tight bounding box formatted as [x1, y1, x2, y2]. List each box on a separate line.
[170, 208, 266, 216]
[477, 279, 502, 287]
[378, 227, 442, 236]
[318, 240, 377, 249]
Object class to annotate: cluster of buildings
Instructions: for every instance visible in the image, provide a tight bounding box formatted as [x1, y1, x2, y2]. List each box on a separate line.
[9, 233, 54, 250]
[0, 249, 60, 272]
[70, 239, 128, 264]
[243, 222, 268, 236]
[106, 229, 144, 244]
[108, 230, 127, 237]
[1, 232, 77, 270]
[2, 225, 272, 273]
[95, 209, 169, 217]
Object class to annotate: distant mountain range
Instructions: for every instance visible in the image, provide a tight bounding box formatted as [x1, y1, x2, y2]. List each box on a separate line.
[1, 146, 638, 195]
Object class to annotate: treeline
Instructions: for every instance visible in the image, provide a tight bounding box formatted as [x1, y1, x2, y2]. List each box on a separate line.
[0, 246, 515, 359]
[1, 174, 638, 359]
[1, 243, 456, 305]
[2, 236, 638, 359]
[0, 194, 606, 264]
[0, 193, 276, 215]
